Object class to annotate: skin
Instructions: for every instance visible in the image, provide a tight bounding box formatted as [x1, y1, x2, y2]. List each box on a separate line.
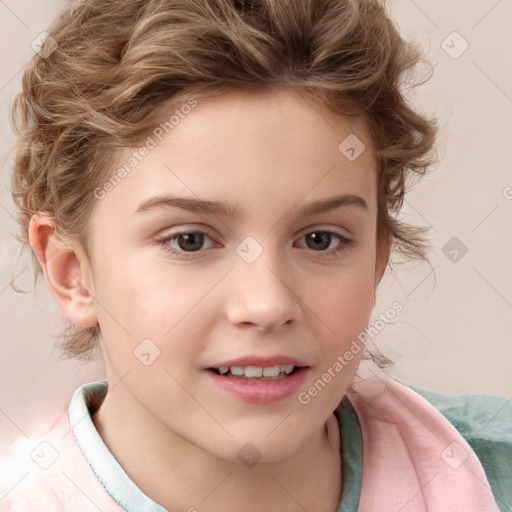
[30, 87, 391, 511]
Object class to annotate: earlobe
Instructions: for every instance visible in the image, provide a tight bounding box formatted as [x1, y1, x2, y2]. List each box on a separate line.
[372, 236, 391, 307]
[28, 213, 98, 328]
[374, 234, 392, 288]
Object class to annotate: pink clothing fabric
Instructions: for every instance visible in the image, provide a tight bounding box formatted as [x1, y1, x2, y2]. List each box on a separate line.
[0, 408, 125, 512]
[0, 364, 501, 511]
[347, 364, 500, 511]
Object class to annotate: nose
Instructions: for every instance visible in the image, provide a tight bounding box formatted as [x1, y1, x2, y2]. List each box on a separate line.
[225, 246, 301, 332]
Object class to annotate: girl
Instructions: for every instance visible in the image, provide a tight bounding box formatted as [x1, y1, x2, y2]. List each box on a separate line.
[1, 0, 510, 510]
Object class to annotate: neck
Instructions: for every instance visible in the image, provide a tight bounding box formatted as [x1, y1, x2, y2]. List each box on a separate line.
[92, 382, 343, 512]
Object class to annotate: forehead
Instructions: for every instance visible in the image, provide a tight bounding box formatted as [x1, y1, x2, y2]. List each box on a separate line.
[93, 88, 377, 223]
[156, 88, 374, 169]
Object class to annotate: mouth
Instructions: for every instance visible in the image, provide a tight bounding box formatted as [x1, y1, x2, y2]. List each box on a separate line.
[204, 355, 310, 403]
[208, 365, 302, 380]
[205, 363, 309, 403]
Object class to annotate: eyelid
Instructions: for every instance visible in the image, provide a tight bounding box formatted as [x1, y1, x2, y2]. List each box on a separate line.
[297, 223, 352, 238]
[156, 224, 216, 241]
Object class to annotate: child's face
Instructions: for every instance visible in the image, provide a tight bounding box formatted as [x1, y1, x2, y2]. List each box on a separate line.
[84, 87, 388, 462]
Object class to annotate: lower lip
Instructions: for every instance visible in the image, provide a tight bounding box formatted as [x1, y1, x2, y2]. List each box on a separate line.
[205, 368, 309, 404]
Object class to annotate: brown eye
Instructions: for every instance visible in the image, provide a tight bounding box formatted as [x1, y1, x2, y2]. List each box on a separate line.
[297, 230, 354, 256]
[305, 231, 333, 251]
[176, 232, 205, 252]
[157, 230, 217, 259]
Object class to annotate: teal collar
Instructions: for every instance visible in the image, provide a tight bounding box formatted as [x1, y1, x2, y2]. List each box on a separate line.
[334, 396, 363, 511]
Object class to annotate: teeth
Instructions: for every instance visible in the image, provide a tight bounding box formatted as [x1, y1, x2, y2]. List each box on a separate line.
[215, 365, 297, 377]
[244, 366, 263, 377]
[262, 366, 281, 377]
[283, 365, 294, 375]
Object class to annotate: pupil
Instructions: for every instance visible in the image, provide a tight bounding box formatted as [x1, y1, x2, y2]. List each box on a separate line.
[307, 231, 330, 251]
[178, 233, 204, 252]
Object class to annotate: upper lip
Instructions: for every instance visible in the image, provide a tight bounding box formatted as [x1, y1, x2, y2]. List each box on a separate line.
[208, 355, 309, 369]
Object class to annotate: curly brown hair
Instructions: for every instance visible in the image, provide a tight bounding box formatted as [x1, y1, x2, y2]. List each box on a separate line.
[8, 0, 437, 361]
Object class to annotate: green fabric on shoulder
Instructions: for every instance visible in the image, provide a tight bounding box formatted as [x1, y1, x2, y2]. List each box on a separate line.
[409, 384, 512, 512]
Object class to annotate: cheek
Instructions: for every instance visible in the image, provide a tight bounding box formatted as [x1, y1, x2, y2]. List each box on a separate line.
[94, 253, 197, 325]
[92, 259, 217, 363]
[307, 262, 376, 345]
[297, 270, 375, 413]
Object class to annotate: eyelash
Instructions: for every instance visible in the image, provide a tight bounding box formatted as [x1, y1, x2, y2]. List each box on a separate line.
[156, 229, 354, 260]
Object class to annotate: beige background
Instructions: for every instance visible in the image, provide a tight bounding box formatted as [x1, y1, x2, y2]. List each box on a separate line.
[1, 0, 511, 440]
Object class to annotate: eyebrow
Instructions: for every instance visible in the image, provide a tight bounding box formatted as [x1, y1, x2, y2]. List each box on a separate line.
[135, 193, 369, 217]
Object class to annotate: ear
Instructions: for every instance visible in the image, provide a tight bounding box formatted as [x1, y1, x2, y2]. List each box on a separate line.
[28, 213, 98, 327]
[373, 233, 392, 304]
